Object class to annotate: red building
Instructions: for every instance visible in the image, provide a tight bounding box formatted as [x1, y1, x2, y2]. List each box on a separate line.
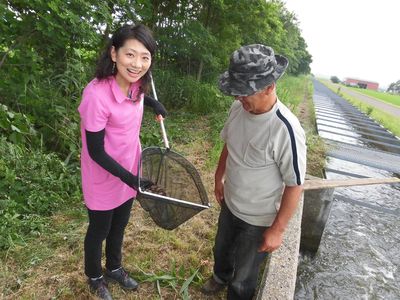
[344, 78, 379, 90]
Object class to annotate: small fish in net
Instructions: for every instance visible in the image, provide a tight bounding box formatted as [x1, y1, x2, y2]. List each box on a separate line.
[144, 184, 167, 196]
[137, 147, 210, 230]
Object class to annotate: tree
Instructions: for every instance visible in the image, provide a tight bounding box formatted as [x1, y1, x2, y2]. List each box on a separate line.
[0, 0, 313, 157]
[331, 76, 340, 84]
[128, 0, 312, 81]
[387, 80, 400, 94]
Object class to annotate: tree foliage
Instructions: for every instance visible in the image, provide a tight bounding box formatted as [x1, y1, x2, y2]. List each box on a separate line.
[387, 80, 400, 94]
[1, 0, 311, 89]
[134, 0, 312, 81]
[0, 0, 312, 154]
[330, 76, 340, 84]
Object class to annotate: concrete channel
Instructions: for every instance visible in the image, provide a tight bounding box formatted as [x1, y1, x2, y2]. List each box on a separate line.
[256, 79, 400, 299]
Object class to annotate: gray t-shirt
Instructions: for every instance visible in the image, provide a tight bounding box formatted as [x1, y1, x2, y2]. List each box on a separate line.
[221, 99, 306, 226]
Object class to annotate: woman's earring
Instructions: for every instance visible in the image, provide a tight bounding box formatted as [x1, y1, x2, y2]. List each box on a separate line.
[112, 62, 116, 74]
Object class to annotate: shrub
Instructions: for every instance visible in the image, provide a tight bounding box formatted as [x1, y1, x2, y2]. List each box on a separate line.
[0, 138, 81, 249]
[330, 76, 340, 84]
[0, 104, 39, 146]
[153, 69, 232, 114]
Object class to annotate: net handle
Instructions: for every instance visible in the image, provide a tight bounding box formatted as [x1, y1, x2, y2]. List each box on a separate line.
[150, 73, 170, 149]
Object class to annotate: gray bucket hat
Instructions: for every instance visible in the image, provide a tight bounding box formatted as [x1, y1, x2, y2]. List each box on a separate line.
[218, 44, 288, 96]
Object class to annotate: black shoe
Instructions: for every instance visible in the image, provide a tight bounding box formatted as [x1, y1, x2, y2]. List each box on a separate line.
[88, 277, 113, 300]
[200, 276, 226, 295]
[105, 267, 139, 291]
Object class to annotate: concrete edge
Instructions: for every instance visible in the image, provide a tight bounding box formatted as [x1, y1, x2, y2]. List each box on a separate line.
[256, 193, 304, 300]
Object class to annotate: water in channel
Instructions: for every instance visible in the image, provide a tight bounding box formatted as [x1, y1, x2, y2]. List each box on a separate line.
[294, 82, 400, 299]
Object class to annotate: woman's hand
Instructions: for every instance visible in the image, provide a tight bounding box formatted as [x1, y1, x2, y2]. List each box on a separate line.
[139, 177, 154, 190]
[144, 95, 167, 118]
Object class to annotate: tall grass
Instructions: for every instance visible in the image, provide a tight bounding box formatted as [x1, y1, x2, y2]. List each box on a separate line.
[0, 138, 81, 250]
[278, 74, 309, 113]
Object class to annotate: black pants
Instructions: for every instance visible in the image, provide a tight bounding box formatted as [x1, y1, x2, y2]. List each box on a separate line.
[213, 203, 268, 300]
[84, 198, 133, 278]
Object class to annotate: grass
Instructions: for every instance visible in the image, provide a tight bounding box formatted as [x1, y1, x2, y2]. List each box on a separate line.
[344, 86, 400, 107]
[320, 79, 400, 138]
[0, 75, 326, 299]
[298, 78, 326, 178]
[278, 74, 310, 112]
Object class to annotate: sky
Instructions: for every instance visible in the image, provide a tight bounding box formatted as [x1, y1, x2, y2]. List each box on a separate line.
[283, 0, 400, 89]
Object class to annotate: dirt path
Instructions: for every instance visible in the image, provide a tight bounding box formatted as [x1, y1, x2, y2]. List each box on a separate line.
[340, 85, 400, 118]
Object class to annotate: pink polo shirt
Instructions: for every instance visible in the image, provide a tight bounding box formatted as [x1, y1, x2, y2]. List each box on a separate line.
[78, 76, 144, 210]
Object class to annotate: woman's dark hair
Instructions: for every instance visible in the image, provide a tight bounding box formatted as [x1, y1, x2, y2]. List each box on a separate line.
[95, 24, 156, 94]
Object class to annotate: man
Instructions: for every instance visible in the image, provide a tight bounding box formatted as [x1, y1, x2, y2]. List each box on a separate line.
[201, 44, 306, 300]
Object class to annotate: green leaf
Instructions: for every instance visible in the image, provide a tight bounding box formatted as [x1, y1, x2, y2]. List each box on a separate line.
[180, 269, 199, 294]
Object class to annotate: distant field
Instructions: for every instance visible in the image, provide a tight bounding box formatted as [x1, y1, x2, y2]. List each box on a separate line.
[345, 86, 400, 107]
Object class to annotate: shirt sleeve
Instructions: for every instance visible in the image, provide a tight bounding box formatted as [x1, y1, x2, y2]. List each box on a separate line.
[78, 88, 109, 132]
[273, 116, 307, 186]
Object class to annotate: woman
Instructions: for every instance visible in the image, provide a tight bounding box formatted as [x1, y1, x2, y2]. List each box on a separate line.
[78, 24, 166, 300]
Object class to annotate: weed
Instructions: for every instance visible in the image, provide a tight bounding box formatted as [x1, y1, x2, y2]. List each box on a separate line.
[0, 138, 81, 250]
[0, 104, 39, 146]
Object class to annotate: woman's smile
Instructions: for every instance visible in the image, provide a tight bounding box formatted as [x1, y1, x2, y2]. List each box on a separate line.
[111, 38, 152, 92]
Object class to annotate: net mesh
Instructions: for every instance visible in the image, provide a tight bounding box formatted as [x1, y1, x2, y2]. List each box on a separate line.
[137, 147, 210, 230]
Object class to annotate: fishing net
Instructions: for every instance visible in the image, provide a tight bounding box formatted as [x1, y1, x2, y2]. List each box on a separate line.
[137, 146, 210, 230]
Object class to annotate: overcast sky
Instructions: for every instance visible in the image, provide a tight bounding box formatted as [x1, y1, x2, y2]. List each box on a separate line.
[284, 0, 399, 89]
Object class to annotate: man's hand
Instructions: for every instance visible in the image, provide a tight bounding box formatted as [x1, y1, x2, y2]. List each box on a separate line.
[258, 185, 303, 252]
[214, 144, 228, 206]
[214, 179, 225, 206]
[258, 227, 284, 253]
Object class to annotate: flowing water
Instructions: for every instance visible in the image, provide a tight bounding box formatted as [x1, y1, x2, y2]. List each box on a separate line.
[295, 82, 400, 299]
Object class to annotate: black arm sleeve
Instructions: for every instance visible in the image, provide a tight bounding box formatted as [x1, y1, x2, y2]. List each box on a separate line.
[143, 95, 167, 117]
[86, 129, 139, 190]
[143, 95, 155, 106]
